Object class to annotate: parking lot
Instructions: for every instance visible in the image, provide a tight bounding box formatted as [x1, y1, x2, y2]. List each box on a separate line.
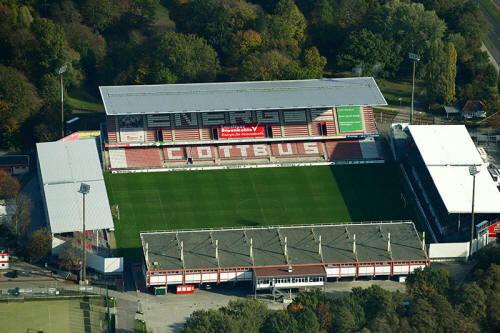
[136, 279, 406, 333]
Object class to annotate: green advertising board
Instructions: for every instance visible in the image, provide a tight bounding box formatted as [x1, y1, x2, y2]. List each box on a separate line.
[337, 106, 364, 133]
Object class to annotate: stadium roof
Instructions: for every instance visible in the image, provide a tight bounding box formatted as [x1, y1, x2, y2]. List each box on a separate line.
[140, 222, 427, 272]
[36, 139, 114, 234]
[407, 125, 500, 214]
[408, 125, 483, 166]
[99, 78, 387, 116]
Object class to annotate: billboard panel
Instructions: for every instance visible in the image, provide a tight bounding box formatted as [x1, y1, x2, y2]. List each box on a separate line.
[219, 123, 265, 139]
[337, 106, 364, 133]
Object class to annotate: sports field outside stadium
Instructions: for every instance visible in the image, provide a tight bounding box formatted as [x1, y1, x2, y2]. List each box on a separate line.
[0, 298, 107, 333]
[105, 164, 417, 257]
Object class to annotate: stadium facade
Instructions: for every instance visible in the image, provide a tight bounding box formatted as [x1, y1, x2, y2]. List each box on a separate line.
[100, 78, 387, 170]
[141, 221, 429, 292]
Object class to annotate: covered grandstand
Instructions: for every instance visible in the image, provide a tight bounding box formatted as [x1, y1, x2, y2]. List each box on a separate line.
[36, 139, 120, 274]
[391, 124, 500, 241]
[100, 78, 387, 170]
[140, 221, 428, 292]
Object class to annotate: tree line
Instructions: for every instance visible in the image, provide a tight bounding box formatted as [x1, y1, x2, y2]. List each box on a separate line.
[182, 247, 500, 332]
[0, 170, 52, 261]
[0, 0, 499, 149]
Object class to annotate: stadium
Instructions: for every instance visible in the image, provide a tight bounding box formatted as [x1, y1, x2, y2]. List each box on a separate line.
[95, 78, 431, 291]
[36, 77, 435, 292]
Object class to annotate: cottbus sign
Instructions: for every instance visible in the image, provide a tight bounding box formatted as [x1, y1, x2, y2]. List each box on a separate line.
[219, 123, 265, 139]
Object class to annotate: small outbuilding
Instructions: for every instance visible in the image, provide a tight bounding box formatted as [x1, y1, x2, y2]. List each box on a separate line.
[462, 100, 486, 119]
[0, 155, 29, 175]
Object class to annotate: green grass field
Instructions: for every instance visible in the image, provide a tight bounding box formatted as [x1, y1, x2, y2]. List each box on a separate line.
[105, 164, 416, 257]
[0, 298, 107, 333]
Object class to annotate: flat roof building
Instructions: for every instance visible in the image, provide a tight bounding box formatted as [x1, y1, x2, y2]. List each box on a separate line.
[141, 221, 428, 291]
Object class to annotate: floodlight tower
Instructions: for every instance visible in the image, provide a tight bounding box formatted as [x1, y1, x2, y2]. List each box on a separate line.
[408, 53, 420, 124]
[468, 165, 480, 260]
[78, 183, 90, 285]
[57, 65, 67, 138]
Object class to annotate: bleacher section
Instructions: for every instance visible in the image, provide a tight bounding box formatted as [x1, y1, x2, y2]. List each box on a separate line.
[124, 148, 162, 168]
[109, 139, 381, 169]
[362, 106, 377, 134]
[108, 149, 127, 169]
[107, 107, 378, 144]
[325, 141, 363, 160]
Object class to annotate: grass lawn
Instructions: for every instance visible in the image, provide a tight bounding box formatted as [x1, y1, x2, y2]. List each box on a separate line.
[0, 298, 106, 333]
[67, 88, 104, 112]
[376, 79, 424, 108]
[105, 164, 416, 257]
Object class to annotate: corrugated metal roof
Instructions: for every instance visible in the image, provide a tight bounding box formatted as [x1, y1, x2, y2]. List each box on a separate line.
[37, 140, 103, 184]
[99, 78, 387, 115]
[36, 139, 114, 234]
[141, 222, 426, 271]
[44, 181, 114, 234]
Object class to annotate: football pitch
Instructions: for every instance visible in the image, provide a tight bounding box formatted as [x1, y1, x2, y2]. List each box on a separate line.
[105, 164, 416, 256]
[0, 298, 107, 333]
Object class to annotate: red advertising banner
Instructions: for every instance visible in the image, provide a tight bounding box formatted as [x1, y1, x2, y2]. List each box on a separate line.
[219, 123, 265, 138]
[488, 221, 500, 237]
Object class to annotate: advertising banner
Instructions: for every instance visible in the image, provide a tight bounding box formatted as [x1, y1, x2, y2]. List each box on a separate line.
[219, 123, 265, 138]
[337, 106, 364, 133]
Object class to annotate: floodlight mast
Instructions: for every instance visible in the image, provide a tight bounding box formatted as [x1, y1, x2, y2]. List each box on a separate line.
[78, 183, 90, 285]
[408, 53, 420, 124]
[57, 65, 67, 138]
[468, 166, 480, 260]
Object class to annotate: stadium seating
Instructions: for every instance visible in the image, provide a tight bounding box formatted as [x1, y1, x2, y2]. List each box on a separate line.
[218, 144, 270, 159]
[125, 148, 162, 167]
[107, 117, 118, 143]
[108, 149, 127, 169]
[325, 141, 363, 160]
[362, 106, 377, 134]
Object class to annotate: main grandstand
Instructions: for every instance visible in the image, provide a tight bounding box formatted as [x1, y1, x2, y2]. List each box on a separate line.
[100, 78, 386, 169]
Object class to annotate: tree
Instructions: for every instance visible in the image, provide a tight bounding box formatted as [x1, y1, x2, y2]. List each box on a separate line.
[267, 0, 307, 48]
[178, 0, 260, 57]
[182, 309, 233, 333]
[0, 169, 20, 198]
[261, 310, 299, 333]
[9, 193, 32, 238]
[222, 299, 269, 333]
[28, 227, 52, 261]
[59, 246, 81, 272]
[456, 282, 486, 324]
[406, 265, 454, 298]
[408, 298, 437, 333]
[337, 29, 399, 78]
[136, 32, 219, 84]
[0, 65, 41, 148]
[293, 307, 319, 333]
[438, 42, 457, 105]
[81, 0, 118, 32]
[30, 18, 66, 76]
[371, 0, 446, 71]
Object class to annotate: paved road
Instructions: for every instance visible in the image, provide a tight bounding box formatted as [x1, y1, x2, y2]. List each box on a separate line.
[480, 0, 500, 67]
